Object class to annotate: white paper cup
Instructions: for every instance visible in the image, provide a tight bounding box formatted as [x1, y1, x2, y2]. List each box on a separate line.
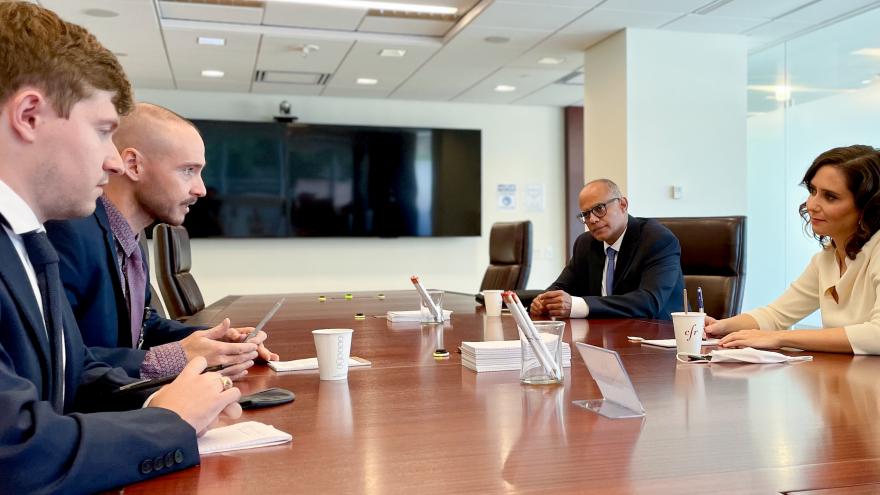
[482, 290, 503, 317]
[313, 329, 354, 380]
[671, 312, 705, 355]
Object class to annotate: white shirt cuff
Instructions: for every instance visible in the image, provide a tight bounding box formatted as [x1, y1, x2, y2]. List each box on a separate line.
[570, 297, 589, 318]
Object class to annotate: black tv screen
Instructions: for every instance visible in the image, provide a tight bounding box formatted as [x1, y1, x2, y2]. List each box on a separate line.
[182, 121, 481, 238]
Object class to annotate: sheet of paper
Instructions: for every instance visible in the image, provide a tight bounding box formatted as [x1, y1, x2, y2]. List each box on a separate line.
[641, 338, 719, 348]
[198, 421, 292, 455]
[268, 356, 371, 372]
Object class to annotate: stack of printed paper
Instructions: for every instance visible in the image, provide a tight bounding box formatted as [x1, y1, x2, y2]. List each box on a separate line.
[461, 337, 571, 373]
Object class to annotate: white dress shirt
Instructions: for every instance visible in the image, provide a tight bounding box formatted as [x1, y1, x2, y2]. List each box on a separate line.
[0, 178, 65, 400]
[570, 227, 627, 318]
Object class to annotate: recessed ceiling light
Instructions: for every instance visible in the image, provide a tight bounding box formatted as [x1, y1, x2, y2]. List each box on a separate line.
[862, 79, 873, 85]
[357, 78, 378, 85]
[268, 0, 457, 15]
[538, 57, 565, 65]
[379, 49, 407, 58]
[494, 85, 516, 93]
[774, 85, 791, 102]
[201, 69, 225, 78]
[484, 36, 510, 44]
[853, 48, 880, 57]
[198, 37, 227, 46]
[83, 8, 118, 17]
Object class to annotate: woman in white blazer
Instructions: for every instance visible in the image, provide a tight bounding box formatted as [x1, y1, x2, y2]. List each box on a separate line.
[706, 145, 880, 354]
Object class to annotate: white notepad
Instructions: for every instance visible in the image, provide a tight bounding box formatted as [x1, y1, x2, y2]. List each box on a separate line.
[198, 421, 292, 455]
[268, 356, 371, 372]
[386, 310, 452, 322]
[641, 338, 719, 348]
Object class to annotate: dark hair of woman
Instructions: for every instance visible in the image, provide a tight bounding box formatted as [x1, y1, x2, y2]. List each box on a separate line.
[799, 144, 880, 260]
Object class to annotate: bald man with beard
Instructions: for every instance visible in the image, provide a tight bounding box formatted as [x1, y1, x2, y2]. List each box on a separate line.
[46, 102, 278, 380]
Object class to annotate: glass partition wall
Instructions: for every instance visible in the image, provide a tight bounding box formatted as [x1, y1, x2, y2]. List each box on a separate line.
[746, 7, 880, 325]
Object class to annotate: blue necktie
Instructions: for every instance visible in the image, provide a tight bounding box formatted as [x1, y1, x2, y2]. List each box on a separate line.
[605, 247, 616, 296]
[22, 230, 65, 412]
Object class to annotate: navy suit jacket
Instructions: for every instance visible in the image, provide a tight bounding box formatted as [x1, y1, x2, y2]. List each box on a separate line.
[549, 215, 684, 320]
[46, 200, 195, 376]
[0, 226, 198, 494]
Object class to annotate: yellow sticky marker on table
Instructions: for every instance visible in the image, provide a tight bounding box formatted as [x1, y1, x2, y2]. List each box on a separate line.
[344, 293, 353, 300]
[354, 313, 365, 320]
[318, 295, 326, 302]
[377, 293, 385, 300]
[433, 349, 450, 358]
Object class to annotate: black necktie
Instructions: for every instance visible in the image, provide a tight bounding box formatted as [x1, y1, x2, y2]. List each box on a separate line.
[21, 230, 64, 412]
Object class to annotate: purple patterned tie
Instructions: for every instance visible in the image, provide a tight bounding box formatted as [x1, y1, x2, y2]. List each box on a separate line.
[126, 238, 147, 348]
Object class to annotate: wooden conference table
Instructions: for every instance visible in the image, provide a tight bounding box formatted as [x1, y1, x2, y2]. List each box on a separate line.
[122, 291, 880, 494]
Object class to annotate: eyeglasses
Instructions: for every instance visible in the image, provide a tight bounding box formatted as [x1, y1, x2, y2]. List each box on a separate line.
[576, 197, 620, 223]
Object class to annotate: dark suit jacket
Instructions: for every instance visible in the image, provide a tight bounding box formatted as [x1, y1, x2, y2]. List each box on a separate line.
[549, 215, 684, 320]
[46, 200, 195, 376]
[0, 226, 198, 494]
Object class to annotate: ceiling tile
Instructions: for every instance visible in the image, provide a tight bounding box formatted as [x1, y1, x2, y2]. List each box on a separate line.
[358, 16, 454, 36]
[455, 67, 572, 103]
[257, 36, 354, 74]
[662, 14, 766, 34]
[493, 0, 603, 6]
[252, 82, 325, 96]
[561, 8, 681, 39]
[508, 33, 596, 70]
[600, 0, 716, 13]
[702, 0, 815, 19]
[779, 0, 880, 23]
[321, 86, 393, 98]
[744, 19, 812, 41]
[176, 78, 252, 92]
[158, 1, 263, 24]
[470, 1, 592, 31]
[514, 83, 585, 106]
[262, 3, 366, 30]
[393, 26, 550, 100]
[41, 0, 174, 89]
[328, 42, 439, 89]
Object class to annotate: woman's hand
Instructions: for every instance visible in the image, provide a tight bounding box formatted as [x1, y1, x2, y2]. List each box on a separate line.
[719, 329, 782, 349]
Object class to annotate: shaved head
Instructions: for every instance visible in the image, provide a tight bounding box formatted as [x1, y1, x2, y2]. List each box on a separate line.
[104, 101, 206, 230]
[112, 102, 199, 158]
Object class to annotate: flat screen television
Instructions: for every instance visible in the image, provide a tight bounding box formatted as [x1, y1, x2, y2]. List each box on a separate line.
[182, 120, 481, 238]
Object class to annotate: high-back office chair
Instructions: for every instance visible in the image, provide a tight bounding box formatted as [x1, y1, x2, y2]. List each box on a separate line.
[154, 223, 205, 320]
[479, 221, 533, 291]
[138, 231, 167, 318]
[654, 216, 746, 319]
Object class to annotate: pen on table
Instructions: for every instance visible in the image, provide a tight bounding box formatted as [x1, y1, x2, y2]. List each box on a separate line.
[245, 297, 286, 341]
[113, 364, 230, 394]
[696, 286, 704, 314]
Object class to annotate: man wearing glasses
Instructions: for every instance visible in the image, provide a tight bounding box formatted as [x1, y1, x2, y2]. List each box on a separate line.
[530, 179, 684, 320]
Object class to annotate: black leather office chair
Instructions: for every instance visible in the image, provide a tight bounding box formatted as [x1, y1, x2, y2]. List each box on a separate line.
[479, 221, 533, 291]
[154, 223, 205, 320]
[654, 216, 746, 319]
[138, 231, 167, 318]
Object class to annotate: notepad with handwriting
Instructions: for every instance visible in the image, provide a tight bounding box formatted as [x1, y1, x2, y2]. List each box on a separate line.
[198, 421, 292, 455]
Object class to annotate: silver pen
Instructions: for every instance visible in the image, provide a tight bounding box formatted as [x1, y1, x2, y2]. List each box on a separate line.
[244, 297, 286, 341]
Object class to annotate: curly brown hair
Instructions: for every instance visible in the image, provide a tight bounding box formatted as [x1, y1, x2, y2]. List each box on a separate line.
[799, 145, 880, 260]
[0, 2, 133, 117]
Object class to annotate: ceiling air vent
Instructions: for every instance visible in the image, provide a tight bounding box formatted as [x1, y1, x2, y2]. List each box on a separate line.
[255, 70, 331, 85]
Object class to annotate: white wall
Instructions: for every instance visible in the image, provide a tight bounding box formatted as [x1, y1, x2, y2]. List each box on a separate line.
[584, 29, 748, 217]
[626, 29, 747, 216]
[136, 89, 566, 304]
